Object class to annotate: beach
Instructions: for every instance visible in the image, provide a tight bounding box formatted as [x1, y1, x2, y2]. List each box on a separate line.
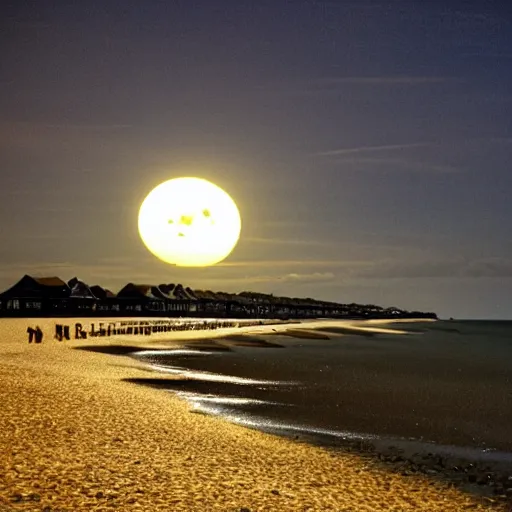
[0, 317, 509, 511]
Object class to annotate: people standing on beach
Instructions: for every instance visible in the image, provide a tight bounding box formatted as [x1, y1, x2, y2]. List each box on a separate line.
[27, 326, 43, 344]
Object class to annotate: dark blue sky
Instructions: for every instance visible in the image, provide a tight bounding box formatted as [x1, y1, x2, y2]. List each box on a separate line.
[1, 0, 511, 318]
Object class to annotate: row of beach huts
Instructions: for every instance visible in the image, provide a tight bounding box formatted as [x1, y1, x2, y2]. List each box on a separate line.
[0, 274, 437, 319]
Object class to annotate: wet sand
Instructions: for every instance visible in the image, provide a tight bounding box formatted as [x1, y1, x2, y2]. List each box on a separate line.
[0, 317, 508, 511]
[135, 322, 512, 450]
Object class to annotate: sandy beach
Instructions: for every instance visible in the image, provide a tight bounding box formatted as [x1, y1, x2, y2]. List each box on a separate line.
[0, 317, 508, 511]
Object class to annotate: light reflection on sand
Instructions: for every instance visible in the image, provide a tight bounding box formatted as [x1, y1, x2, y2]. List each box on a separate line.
[135, 349, 215, 357]
[148, 364, 296, 386]
[186, 398, 512, 465]
[174, 391, 283, 406]
[185, 398, 378, 440]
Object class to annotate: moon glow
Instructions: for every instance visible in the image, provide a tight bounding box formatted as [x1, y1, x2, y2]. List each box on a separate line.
[138, 177, 241, 266]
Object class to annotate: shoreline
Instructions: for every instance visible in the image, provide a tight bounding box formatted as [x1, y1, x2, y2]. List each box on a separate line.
[1, 317, 509, 511]
[124, 326, 512, 499]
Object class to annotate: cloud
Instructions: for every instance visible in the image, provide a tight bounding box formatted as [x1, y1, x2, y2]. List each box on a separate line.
[317, 143, 429, 157]
[2, 256, 510, 302]
[450, 10, 506, 28]
[0, 257, 159, 290]
[280, 272, 335, 282]
[179, 272, 337, 290]
[213, 272, 335, 284]
[216, 259, 369, 269]
[316, 143, 459, 173]
[0, 262, 73, 283]
[331, 157, 459, 174]
[244, 236, 332, 247]
[0, 121, 132, 131]
[486, 137, 512, 144]
[463, 258, 512, 278]
[0, 121, 134, 152]
[462, 52, 512, 59]
[311, 76, 449, 86]
[256, 76, 453, 98]
[355, 258, 512, 280]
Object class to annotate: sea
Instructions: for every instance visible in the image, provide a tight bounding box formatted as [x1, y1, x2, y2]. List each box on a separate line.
[132, 320, 512, 465]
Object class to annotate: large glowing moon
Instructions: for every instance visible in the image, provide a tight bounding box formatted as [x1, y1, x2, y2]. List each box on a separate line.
[138, 177, 241, 266]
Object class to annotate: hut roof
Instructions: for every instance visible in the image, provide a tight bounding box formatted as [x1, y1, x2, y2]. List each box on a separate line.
[150, 286, 168, 300]
[68, 277, 97, 299]
[156, 284, 175, 299]
[183, 286, 198, 300]
[117, 283, 162, 300]
[89, 285, 115, 300]
[33, 276, 68, 287]
[215, 291, 238, 301]
[172, 284, 188, 300]
[0, 275, 70, 299]
[193, 289, 221, 301]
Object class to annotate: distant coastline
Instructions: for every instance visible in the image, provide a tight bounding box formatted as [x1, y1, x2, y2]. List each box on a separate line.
[0, 273, 437, 320]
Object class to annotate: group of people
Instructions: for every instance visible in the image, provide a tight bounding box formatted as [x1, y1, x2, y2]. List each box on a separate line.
[27, 326, 43, 343]
[27, 318, 270, 343]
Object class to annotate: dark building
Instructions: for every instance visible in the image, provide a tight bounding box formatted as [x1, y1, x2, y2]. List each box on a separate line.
[0, 274, 438, 320]
[0, 275, 70, 315]
[67, 277, 99, 314]
[68, 277, 96, 299]
[155, 284, 195, 314]
[89, 285, 115, 300]
[116, 283, 168, 314]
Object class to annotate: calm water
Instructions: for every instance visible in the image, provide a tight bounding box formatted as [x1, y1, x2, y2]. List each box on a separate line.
[134, 321, 512, 460]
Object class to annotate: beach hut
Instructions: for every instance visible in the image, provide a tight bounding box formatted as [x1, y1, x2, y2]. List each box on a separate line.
[117, 283, 166, 314]
[87, 285, 119, 314]
[89, 285, 115, 300]
[67, 277, 99, 314]
[0, 275, 70, 315]
[155, 283, 191, 314]
[193, 289, 228, 316]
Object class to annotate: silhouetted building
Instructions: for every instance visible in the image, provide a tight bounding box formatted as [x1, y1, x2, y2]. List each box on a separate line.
[117, 283, 167, 313]
[0, 274, 438, 320]
[0, 275, 70, 314]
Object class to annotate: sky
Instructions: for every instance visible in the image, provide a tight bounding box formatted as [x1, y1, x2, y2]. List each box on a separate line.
[1, 0, 511, 319]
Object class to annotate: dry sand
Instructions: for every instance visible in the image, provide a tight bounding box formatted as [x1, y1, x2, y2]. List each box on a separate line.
[0, 317, 507, 511]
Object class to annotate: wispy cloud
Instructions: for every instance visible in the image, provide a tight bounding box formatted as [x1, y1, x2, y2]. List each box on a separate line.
[0, 121, 134, 152]
[316, 140, 458, 173]
[244, 236, 332, 247]
[2, 255, 511, 302]
[256, 76, 453, 98]
[3, 19, 52, 29]
[317, 143, 429, 157]
[485, 137, 512, 144]
[182, 272, 337, 288]
[311, 76, 449, 86]
[281, 272, 335, 282]
[331, 157, 459, 174]
[450, 10, 506, 28]
[217, 259, 370, 269]
[0, 262, 74, 282]
[0, 121, 132, 132]
[351, 257, 512, 280]
[462, 52, 512, 59]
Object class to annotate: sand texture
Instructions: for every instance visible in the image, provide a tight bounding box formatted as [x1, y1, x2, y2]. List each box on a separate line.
[0, 318, 507, 511]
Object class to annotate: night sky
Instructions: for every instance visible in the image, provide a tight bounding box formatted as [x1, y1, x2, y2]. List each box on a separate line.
[1, 1, 511, 319]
